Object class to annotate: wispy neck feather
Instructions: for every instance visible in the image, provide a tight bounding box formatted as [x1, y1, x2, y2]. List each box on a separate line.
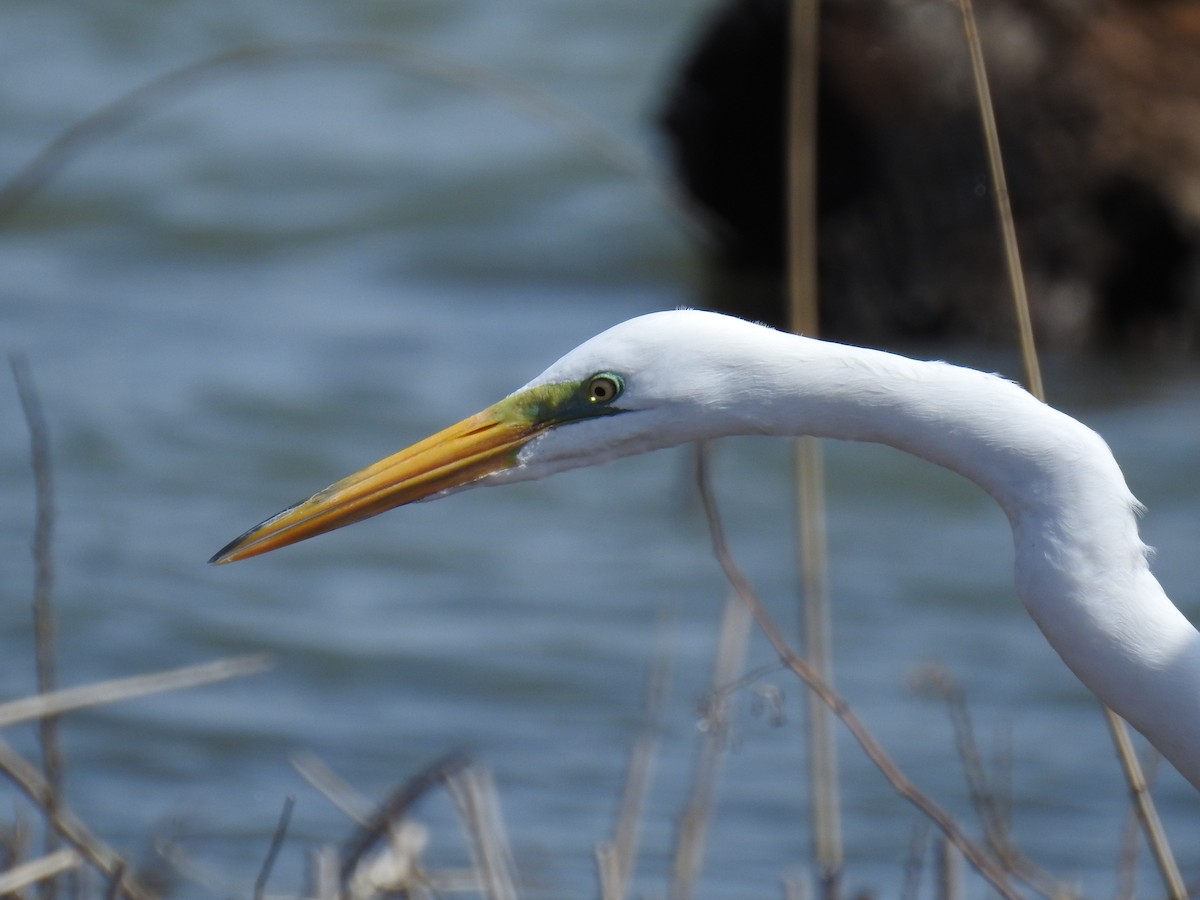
[743, 332, 1200, 789]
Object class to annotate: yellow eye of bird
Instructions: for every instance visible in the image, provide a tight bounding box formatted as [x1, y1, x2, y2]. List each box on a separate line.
[586, 374, 621, 404]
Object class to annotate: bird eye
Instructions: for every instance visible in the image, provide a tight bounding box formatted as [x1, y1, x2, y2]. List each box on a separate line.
[586, 373, 622, 404]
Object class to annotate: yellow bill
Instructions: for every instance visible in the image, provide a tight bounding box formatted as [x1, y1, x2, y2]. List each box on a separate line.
[209, 405, 549, 565]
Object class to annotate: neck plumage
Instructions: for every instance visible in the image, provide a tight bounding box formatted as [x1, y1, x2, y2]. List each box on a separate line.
[744, 332, 1200, 789]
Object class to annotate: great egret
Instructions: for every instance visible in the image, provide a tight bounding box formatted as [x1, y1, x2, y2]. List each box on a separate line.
[211, 309, 1200, 789]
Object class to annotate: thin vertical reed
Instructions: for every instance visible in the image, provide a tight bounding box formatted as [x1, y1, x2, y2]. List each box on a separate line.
[786, 0, 842, 894]
[787, 0, 820, 341]
[308, 847, 340, 900]
[102, 861, 126, 900]
[11, 355, 64, 900]
[253, 795, 294, 900]
[936, 839, 963, 900]
[957, 1, 1042, 398]
[599, 627, 671, 900]
[900, 824, 930, 900]
[1103, 713, 1183, 897]
[783, 875, 810, 900]
[670, 571, 752, 900]
[446, 766, 518, 900]
[957, 2, 1183, 896]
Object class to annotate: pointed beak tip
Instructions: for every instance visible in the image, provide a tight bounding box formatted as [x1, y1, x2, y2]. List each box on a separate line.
[207, 540, 246, 566]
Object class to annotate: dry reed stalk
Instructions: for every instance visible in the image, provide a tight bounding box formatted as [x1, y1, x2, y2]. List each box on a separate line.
[0, 737, 153, 900]
[445, 766, 518, 900]
[937, 839, 964, 900]
[595, 846, 620, 898]
[785, 0, 843, 894]
[692, 450, 1021, 899]
[669, 570, 753, 900]
[900, 823, 931, 900]
[792, 437, 839, 894]
[292, 751, 375, 825]
[2, 369, 277, 900]
[1116, 750, 1160, 899]
[597, 630, 672, 900]
[0, 849, 81, 895]
[253, 795, 295, 900]
[914, 666, 1074, 897]
[0, 655, 272, 729]
[298, 753, 499, 899]
[0, 808, 34, 880]
[1102, 712, 1183, 897]
[11, 354, 65, 899]
[782, 875, 808, 900]
[955, 2, 1184, 895]
[102, 860, 126, 900]
[955, 1, 1042, 398]
[153, 833, 253, 898]
[307, 846, 340, 900]
[338, 751, 469, 886]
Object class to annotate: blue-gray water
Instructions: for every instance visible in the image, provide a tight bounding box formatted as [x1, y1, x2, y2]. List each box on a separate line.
[2, 2, 1199, 896]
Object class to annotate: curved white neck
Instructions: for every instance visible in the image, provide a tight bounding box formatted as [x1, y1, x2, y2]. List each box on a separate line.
[741, 332, 1200, 789]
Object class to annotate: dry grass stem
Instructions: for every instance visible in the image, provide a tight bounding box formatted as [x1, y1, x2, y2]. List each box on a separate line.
[445, 766, 517, 900]
[295, 753, 495, 897]
[937, 839, 964, 900]
[253, 795, 295, 900]
[338, 751, 469, 885]
[598, 630, 672, 900]
[1115, 749, 1163, 899]
[0, 654, 273, 729]
[0, 808, 34, 878]
[956, 0, 1042, 397]
[1102, 708, 1184, 898]
[594, 845, 619, 900]
[0, 737, 153, 900]
[292, 752, 375, 825]
[308, 846, 339, 900]
[669, 587, 752, 900]
[793, 436, 840, 896]
[914, 667, 1073, 898]
[785, 0, 842, 887]
[11, 353, 66, 892]
[692, 448, 1020, 899]
[956, 2, 1183, 895]
[786, 0, 820, 338]
[5, 368, 276, 900]
[152, 833, 233, 897]
[900, 823, 930, 900]
[0, 849, 81, 895]
[102, 860, 127, 900]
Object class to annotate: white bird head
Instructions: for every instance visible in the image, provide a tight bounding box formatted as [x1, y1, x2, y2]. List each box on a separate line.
[210, 310, 778, 564]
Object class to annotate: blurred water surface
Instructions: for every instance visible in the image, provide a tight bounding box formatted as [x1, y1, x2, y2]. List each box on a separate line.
[2, 1, 1199, 897]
